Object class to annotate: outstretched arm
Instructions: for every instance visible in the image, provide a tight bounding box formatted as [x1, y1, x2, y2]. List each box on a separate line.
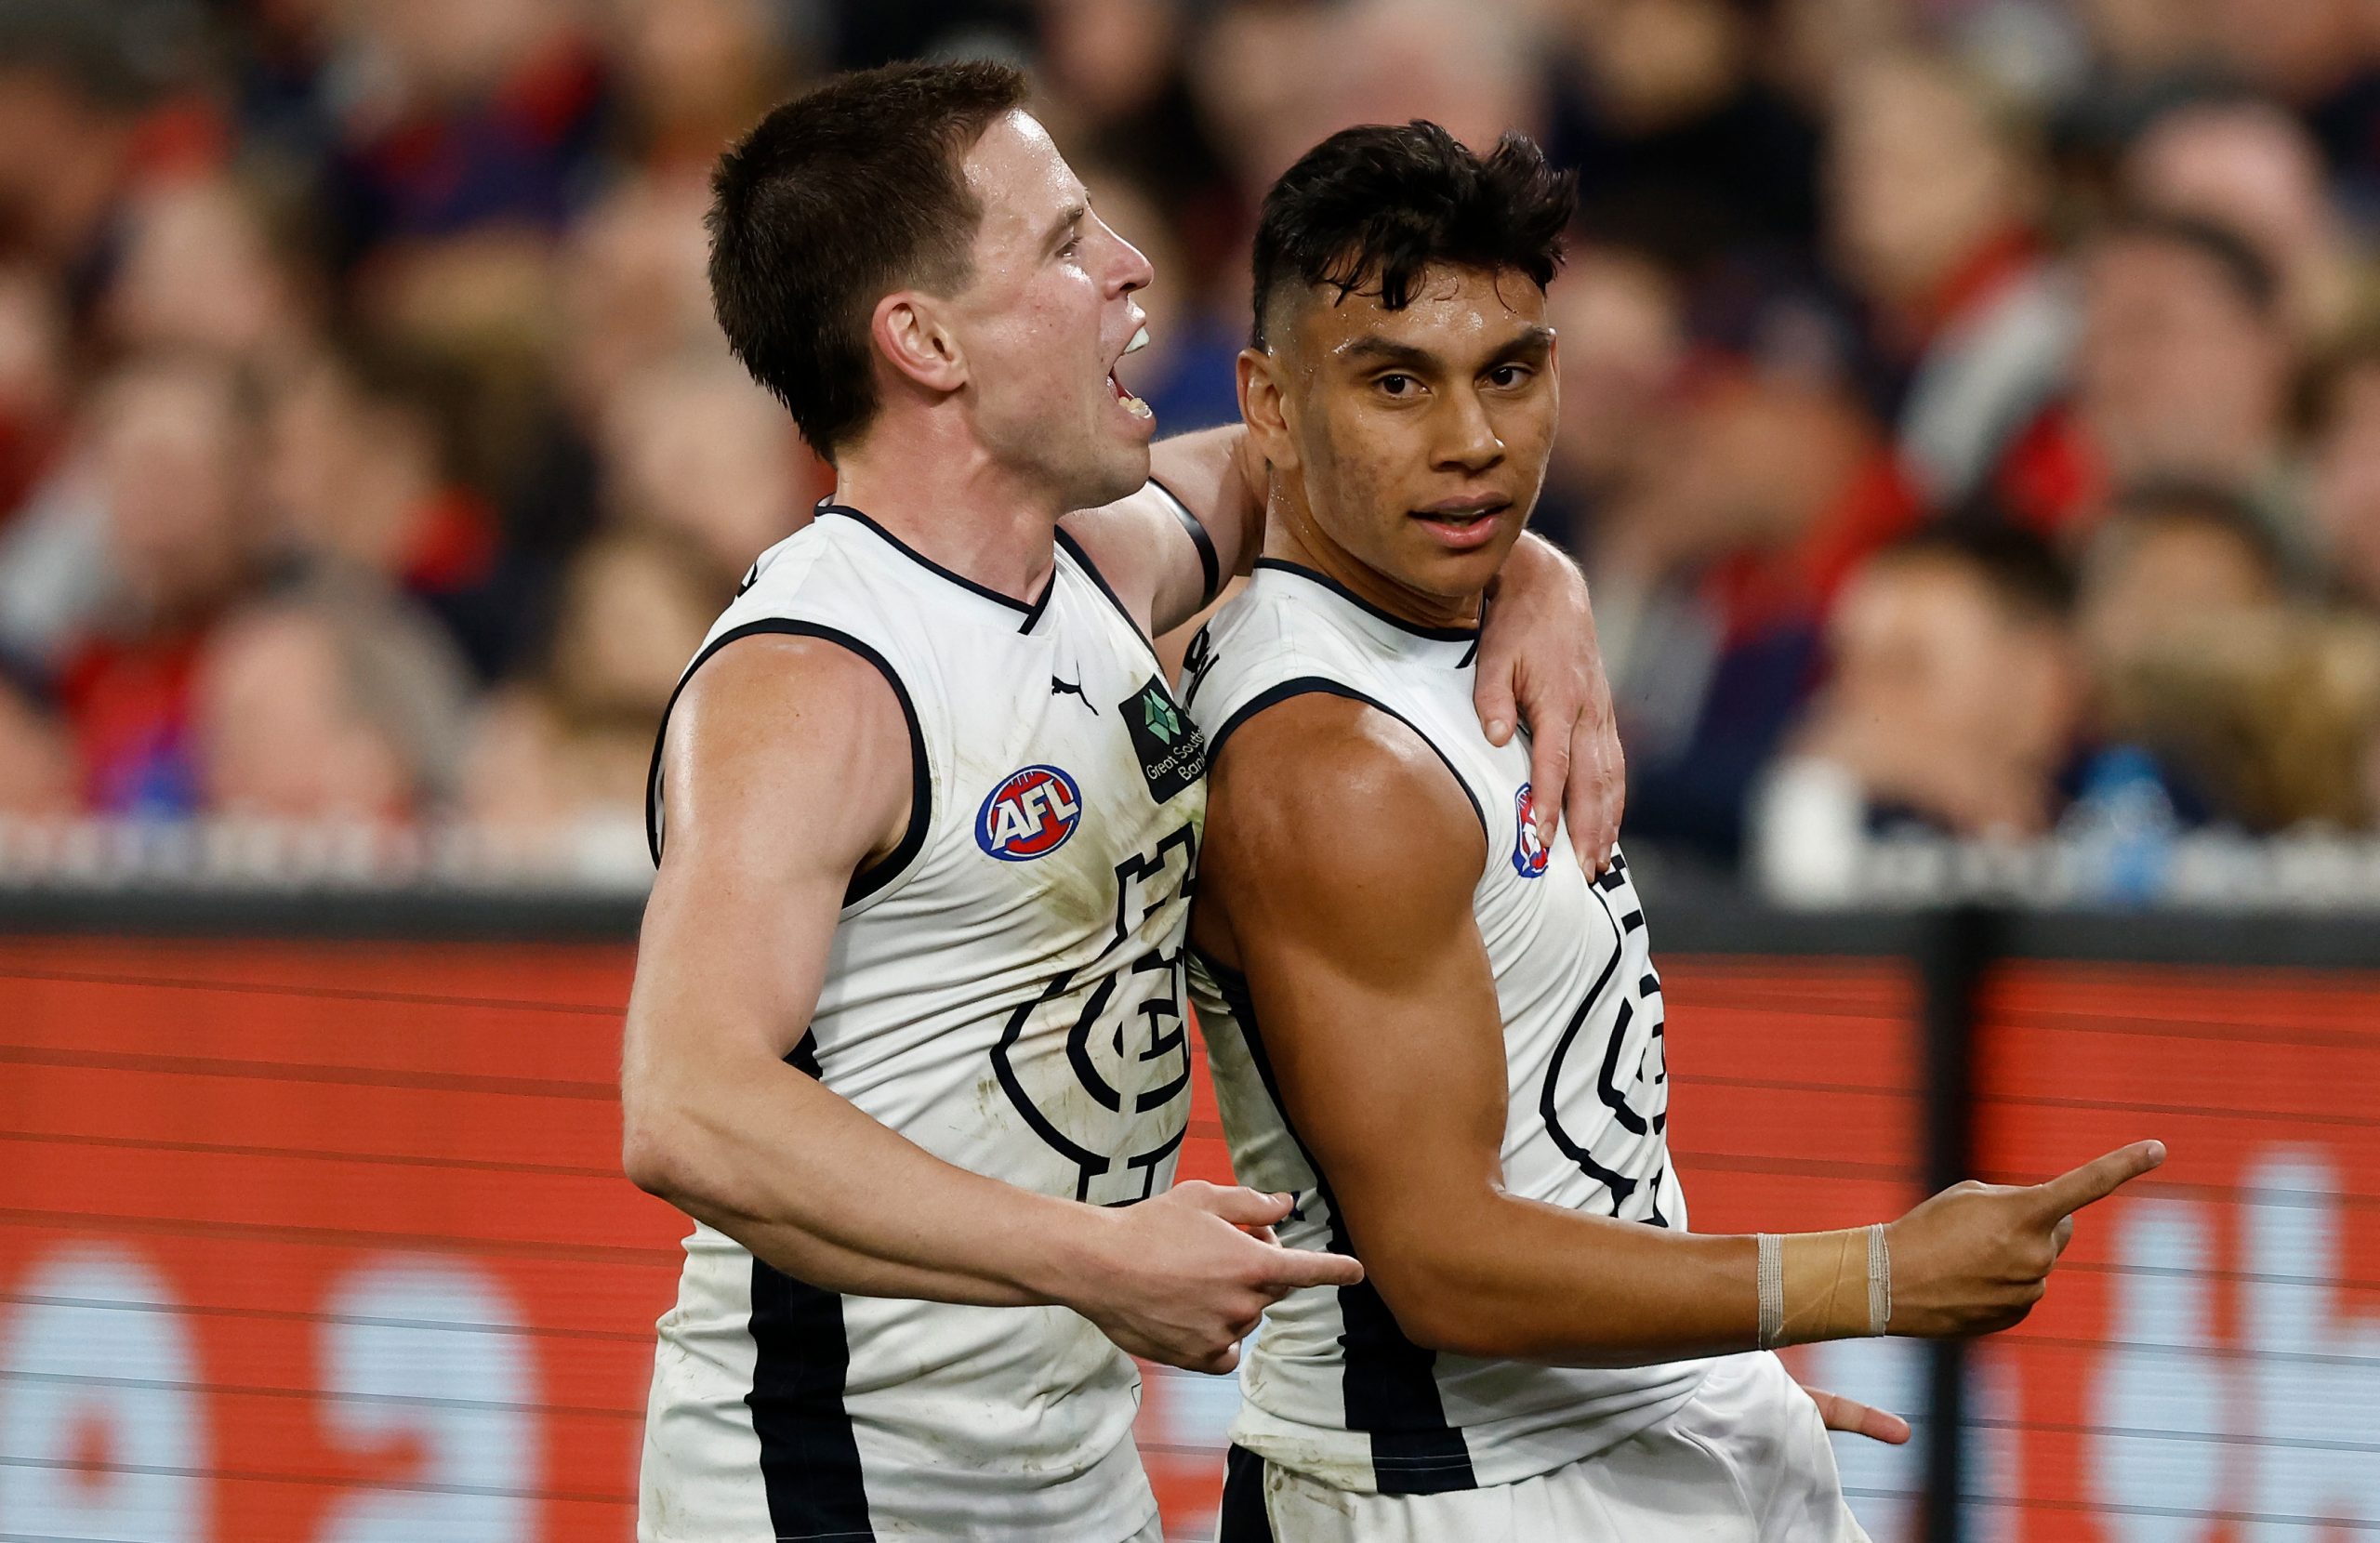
[1193, 692, 2162, 1365]
[622, 636, 1357, 1372]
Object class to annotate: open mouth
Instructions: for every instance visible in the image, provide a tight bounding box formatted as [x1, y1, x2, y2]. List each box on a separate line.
[1409, 498, 1512, 549]
[1109, 324, 1154, 421]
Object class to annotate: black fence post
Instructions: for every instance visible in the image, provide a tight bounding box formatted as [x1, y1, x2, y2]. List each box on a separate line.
[1916, 904, 1999, 1543]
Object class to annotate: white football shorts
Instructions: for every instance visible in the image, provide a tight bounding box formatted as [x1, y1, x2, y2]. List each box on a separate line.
[1217, 1351, 1873, 1543]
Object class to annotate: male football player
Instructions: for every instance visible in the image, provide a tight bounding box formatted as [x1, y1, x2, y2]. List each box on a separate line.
[1184, 120, 2163, 1540]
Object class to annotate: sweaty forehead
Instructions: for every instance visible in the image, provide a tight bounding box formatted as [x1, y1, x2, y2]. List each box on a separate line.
[1282, 263, 1549, 363]
[962, 111, 1080, 247]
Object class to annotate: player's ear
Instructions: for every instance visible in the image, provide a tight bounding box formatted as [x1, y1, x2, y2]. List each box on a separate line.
[873, 291, 968, 395]
[1237, 347, 1301, 473]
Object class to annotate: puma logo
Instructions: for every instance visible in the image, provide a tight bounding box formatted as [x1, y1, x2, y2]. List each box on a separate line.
[1051, 677, 1097, 713]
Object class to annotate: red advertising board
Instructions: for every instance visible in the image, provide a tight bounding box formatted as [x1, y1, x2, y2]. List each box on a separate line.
[1, 938, 1931, 1540]
[1970, 962, 2380, 1538]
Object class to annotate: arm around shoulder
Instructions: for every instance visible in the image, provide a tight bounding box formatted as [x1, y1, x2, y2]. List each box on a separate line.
[1058, 426, 1265, 636]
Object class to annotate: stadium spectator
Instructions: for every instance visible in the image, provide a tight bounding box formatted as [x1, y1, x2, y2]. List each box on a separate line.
[1825, 50, 2069, 513]
[2097, 606, 2380, 832]
[315, 0, 610, 263]
[262, 343, 531, 679]
[552, 170, 718, 421]
[2201, 0, 2380, 193]
[461, 528, 713, 828]
[2124, 95, 2372, 349]
[1589, 365, 1915, 864]
[1997, 213, 2301, 547]
[597, 357, 814, 592]
[192, 583, 473, 820]
[0, 0, 212, 312]
[99, 174, 321, 368]
[48, 356, 264, 814]
[1551, 0, 1821, 261]
[2059, 482, 2300, 830]
[2074, 481, 2290, 678]
[1758, 525, 2085, 877]
[606, 0, 796, 176]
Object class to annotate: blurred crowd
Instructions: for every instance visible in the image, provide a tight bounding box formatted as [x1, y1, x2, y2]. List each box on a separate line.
[8, 0, 2380, 885]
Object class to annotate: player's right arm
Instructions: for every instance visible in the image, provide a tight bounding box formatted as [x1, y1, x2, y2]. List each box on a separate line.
[1194, 693, 2162, 1365]
[622, 636, 1360, 1372]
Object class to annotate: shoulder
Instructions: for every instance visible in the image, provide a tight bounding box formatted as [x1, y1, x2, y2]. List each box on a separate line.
[671, 629, 906, 723]
[729, 517, 877, 619]
[1204, 690, 1484, 897]
[652, 632, 915, 867]
[1183, 578, 1366, 732]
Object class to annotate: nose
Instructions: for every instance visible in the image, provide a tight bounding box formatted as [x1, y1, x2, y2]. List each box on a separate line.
[1101, 215, 1154, 297]
[1435, 386, 1504, 474]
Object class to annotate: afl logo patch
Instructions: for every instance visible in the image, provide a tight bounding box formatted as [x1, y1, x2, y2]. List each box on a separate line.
[978, 765, 1083, 861]
[1513, 784, 1550, 877]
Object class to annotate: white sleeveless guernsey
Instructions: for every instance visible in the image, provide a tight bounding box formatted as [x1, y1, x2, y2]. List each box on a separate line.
[639, 506, 1209, 1541]
[1181, 559, 1712, 1497]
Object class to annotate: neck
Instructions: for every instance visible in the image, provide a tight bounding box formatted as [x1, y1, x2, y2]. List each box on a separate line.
[831, 413, 1066, 604]
[1263, 484, 1484, 631]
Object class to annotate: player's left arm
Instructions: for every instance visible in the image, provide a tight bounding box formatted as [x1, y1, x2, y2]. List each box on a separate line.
[1063, 438, 1625, 870]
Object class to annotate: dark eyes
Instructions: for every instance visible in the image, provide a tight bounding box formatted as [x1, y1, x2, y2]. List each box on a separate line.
[1371, 364, 1534, 398]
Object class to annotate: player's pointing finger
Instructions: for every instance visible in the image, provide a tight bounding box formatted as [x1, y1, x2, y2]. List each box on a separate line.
[1259, 1247, 1365, 1293]
[2033, 1140, 2166, 1219]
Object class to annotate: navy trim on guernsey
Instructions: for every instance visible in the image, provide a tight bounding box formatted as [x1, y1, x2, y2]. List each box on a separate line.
[1218, 1444, 1277, 1542]
[1206, 678, 1488, 841]
[748, 1029, 875, 1541]
[1250, 558, 1481, 644]
[1201, 954, 1480, 1495]
[1053, 527, 1166, 671]
[1148, 475, 1222, 609]
[643, 621, 932, 910]
[820, 503, 1056, 633]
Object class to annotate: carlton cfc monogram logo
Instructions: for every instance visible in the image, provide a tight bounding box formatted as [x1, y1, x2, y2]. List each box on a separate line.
[976, 764, 1083, 861]
[1513, 783, 1550, 877]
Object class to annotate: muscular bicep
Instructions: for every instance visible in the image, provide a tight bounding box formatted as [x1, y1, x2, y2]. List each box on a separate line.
[1197, 697, 1509, 1312]
[627, 637, 914, 1079]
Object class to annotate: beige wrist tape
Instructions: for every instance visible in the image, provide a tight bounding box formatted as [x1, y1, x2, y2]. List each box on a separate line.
[1755, 1224, 1892, 1348]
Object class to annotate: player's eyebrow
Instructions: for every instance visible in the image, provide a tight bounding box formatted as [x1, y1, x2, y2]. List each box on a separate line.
[1042, 202, 1087, 256]
[1496, 325, 1558, 363]
[1335, 324, 1556, 371]
[1334, 336, 1441, 371]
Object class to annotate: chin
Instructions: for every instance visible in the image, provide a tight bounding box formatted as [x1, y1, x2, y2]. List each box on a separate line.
[1077, 442, 1153, 511]
[1405, 534, 1515, 596]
